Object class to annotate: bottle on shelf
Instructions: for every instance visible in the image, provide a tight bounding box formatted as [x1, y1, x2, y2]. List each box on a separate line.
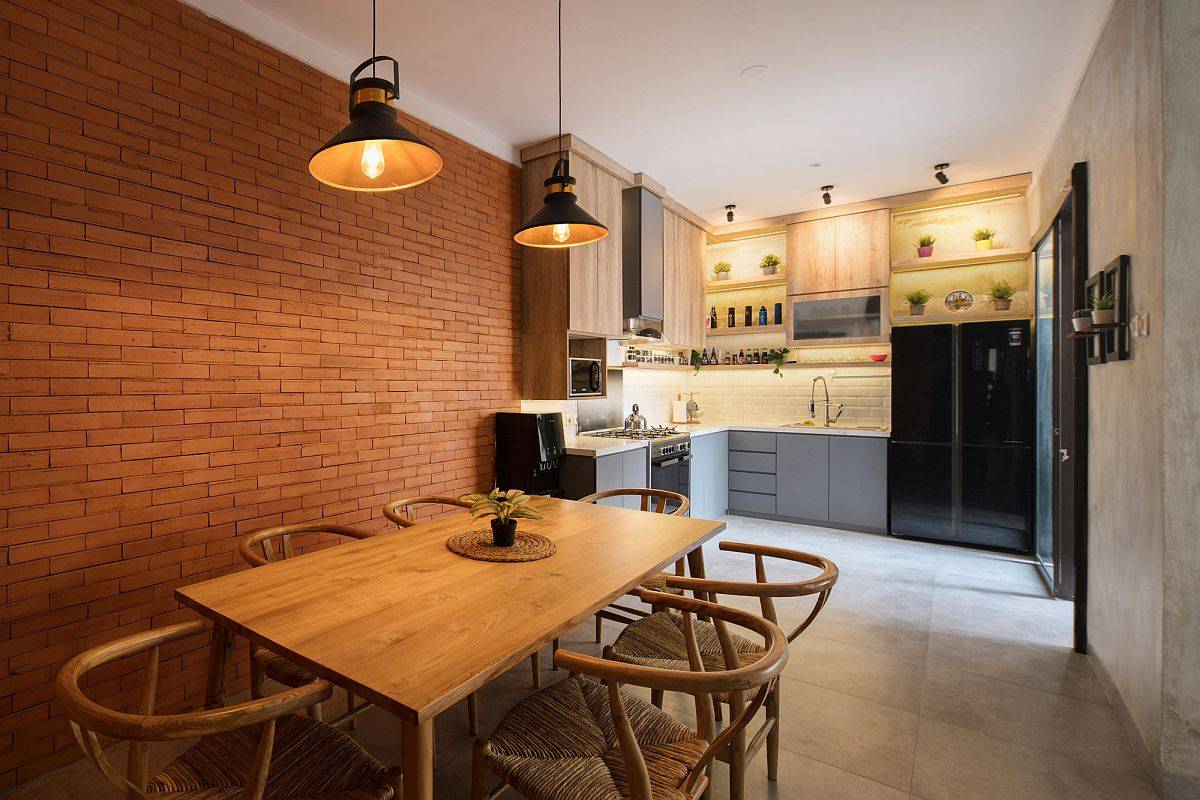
[723, 351, 731, 365]
[774, 302, 783, 325]
[710, 306, 718, 329]
[737, 348, 746, 365]
[744, 305, 753, 327]
[754, 348, 762, 364]
[700, 349, 708, 366]
[709, 347, 718, 364]
[759, 306, 768, 326]
[727, 307, 735, 328]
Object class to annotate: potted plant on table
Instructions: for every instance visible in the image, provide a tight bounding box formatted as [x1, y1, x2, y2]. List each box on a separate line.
[1091, 292, 1116, 324]
[988, 279, 1016, 311]
[459, 488, 543, 547]
[1072, 309, 1094, 332]
[916, 235, 936, 258]
[759, 253, 781, 276]
[712, 261, 732, 281]
[905, 288, 933, 316]
[973, 228, 998, 251]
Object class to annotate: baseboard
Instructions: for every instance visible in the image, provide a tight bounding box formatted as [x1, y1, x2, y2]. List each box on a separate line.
[725, 510, 887, 535]
[1089, 647, 1162, 794]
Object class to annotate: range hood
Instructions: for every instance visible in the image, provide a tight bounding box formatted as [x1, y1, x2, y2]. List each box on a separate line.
[621, 186, 666, 343]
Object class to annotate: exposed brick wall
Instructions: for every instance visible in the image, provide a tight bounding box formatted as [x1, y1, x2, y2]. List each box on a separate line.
[0, 0, 521, 786]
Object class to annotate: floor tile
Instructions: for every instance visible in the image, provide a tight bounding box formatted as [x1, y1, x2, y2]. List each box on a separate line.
[706, 745, 910, 800]
[788, 634, 925, 712]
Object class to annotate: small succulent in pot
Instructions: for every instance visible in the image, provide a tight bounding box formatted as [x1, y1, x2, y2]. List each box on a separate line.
[1091, 292, 1116, 324]
[988, 278, 1016, 311]
[973, 228, 998, 251]
[759, 253, 781, 276]
[905, 288, 933, 315]
[459, 488, 544, 547]
[916, 235, 936, 258]
[712, 261, 733, 280]
[766, 347, 791, 376]
[1072, 308, 1094, 332]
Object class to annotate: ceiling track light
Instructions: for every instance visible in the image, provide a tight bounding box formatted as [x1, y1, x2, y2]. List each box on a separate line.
[514, 0, 608, 248]
[821, 185, 833, 206]
[725, 204, 736, 223]
[934, 163, 950, 185]
[308, 0, 442, 192]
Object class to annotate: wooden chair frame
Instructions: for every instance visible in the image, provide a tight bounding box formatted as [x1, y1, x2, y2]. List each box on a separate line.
[54, 620, 400, 800]
[470, 591, 788, 800]
[239, 523, 378, 728]
[382, 494, 544, 735]
[657, 541, 839, 798]
[575, 488, 693, 640]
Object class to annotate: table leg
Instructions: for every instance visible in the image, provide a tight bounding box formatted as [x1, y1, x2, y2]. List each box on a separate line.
[687, 547, 710, 602]
[401, 716, 435, 800]
[204, 624, 233, 709]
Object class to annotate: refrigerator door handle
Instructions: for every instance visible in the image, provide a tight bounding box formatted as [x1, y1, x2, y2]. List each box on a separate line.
[1059, 448, 1071, 463]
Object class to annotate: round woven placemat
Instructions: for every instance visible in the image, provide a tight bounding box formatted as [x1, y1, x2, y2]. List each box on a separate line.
[445, 529, 556, 562]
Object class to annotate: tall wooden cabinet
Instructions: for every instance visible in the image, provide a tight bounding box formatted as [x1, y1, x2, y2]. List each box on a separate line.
[786, 209, 889, 294]
[663, 209, 706, 348]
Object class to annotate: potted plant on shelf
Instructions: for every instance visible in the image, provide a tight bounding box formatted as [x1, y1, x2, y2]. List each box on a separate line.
[988, 278, 1016, 311]
[759, 253, 781, 276]
[766, 347, 791, 376]
[973, 228, 998, 251]
[1092, 292, 1117, 324]
[1072, 309, 1094, 332]
[459, 488, 543, 547]
[905, 288, 933, 316]
[712, 261, 732, 281]
[916, 235, 936, 258]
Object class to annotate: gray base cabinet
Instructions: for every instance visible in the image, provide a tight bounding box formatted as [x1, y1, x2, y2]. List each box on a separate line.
[689, 431, 728, 519]
[561, 448, 648, 509]
[727, 431, 888, 533]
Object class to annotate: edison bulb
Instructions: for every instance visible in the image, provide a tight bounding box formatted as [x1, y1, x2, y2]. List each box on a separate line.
[552, 223, 571, 243]
[360, 141, 385, 180]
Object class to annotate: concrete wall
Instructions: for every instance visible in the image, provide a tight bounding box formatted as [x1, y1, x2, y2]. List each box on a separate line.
[1027, 0, 1166, 783]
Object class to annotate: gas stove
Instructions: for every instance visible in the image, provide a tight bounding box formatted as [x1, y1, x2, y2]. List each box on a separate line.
[585, 426, 691, 461]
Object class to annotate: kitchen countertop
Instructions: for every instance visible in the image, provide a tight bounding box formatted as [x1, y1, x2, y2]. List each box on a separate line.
[562, 433, 650, 457]
[565, 423, 889, 455]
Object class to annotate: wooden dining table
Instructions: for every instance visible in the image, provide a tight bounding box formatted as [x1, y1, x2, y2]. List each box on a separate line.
[174, 495, 725, 800]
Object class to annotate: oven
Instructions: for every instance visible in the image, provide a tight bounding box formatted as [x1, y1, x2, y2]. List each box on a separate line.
[650, 437, 691, 515]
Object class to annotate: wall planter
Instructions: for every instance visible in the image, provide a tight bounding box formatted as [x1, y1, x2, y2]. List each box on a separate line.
[1072, 255, 1130, 364]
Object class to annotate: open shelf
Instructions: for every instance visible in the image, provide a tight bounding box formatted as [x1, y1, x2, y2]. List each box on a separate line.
[701, 359, 888, 370]
[891, 247, 1031, 273]
[613, 361, 691, 371]
[891, 307, 1033, 326]
[1070, 322, 1123, 337]
[706, 324, 785, 337]
[704, 275, 787, 293]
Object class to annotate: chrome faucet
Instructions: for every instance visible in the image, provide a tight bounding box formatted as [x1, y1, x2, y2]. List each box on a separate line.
[809, 376, 845, 427]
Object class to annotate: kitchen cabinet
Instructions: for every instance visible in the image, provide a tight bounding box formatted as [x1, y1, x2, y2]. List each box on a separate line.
[727, 432, 776, 516]
[776, 434, 829, 522]
[560, 447, 649, 509]
[828, 436, 887, 530]
[688, 431, 728, 519]
[786, 210, 890, 295]
[663, 209, 706, 348]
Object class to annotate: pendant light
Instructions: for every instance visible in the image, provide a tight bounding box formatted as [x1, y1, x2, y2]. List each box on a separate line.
[309, 0, 442, 192]
[514, 0, 608, 248]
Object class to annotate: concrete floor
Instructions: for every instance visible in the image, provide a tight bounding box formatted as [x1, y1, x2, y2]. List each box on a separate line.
[5, 515, 1157, 800]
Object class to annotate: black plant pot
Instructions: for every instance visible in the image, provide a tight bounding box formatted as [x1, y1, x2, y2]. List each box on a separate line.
[491, 518, 517, 547]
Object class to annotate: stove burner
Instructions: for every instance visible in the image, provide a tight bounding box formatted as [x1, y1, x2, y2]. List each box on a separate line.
[588, 426, 682, 440]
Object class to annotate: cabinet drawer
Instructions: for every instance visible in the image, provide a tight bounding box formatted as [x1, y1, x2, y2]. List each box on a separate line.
[728, 451, 775, 473]
[729, 431, 776, 453]
[728, 490, 776, 515]
[729, 470, 776, 495]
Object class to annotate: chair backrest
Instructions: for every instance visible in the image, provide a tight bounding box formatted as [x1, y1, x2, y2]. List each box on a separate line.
[554, 592, 787, 798]
[663, 540, 839, 642]
[381, 495, 471, 528]
[576, 487, 690, 516]
[238, 522, 375, 568]
[54, 620, 331, 800]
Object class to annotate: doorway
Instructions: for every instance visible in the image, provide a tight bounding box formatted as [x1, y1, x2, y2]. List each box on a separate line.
[1032, 162, 1089, 653]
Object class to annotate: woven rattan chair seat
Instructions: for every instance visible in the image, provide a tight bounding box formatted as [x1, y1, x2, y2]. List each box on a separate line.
[636, 572, 685, 596]
[256, 650, 319, 688]
[611, 611, 766, 674]
[484, 676, 706, 800]
[147, 714, 392, 800]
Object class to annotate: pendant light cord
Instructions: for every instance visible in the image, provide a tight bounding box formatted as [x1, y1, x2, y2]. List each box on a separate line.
[371, 0, 377, 77]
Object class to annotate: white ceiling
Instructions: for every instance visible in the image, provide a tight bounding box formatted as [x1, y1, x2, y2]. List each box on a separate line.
[185, 0, 1113, 228]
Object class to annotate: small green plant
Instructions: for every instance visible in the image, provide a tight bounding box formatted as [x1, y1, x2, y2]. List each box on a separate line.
[988, 279, 1016, 301]
[766, 347, 790, 376]
[760, 254, 781, 269]
[690, 349, 703, 375]
[917, 234, 936, 247]
[1073, 308, 1093, 318]
[712, 261, 732, 274]
[973, 228, 998, 242]
[1093, 292, 1115, 310]
[905, 288, 933, 306]
[459, 489, 544, 524]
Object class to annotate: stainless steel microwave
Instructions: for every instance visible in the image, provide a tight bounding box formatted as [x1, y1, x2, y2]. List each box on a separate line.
[790, 292, 882, 342]
[568, 357, 603, 396]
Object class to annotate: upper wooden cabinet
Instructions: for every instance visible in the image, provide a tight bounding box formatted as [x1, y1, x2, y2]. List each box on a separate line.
[787, 209, 890, 294]
[662, 209, 706, 348]
[520, 152, 623, 339]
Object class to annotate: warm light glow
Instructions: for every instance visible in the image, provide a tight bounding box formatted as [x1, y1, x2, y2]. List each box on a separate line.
[360, 141, 385, 180]
[551, 223, 571, 243]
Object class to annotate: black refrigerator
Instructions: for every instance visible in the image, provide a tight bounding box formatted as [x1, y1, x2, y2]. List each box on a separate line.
[889, 321, 1033, 552]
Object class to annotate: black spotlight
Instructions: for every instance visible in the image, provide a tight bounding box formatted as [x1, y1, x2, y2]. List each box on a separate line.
[725, 204, 736, 222]
[821, 185, 833, 205]
[934, 163, 950, 185]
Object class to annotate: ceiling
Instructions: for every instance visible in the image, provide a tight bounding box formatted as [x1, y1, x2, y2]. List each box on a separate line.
[185, 0, 1113, 228]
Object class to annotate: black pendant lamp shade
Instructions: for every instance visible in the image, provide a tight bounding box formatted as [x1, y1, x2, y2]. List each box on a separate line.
[309, 55, 443, 192]
[514, 158, 608, 247]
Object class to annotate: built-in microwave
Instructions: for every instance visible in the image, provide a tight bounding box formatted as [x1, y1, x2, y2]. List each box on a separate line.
[789, 290, 885, 343]
[568, 357, 603, 396]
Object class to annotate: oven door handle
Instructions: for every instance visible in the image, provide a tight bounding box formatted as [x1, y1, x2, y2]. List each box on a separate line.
[657, 457, 680, 467]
